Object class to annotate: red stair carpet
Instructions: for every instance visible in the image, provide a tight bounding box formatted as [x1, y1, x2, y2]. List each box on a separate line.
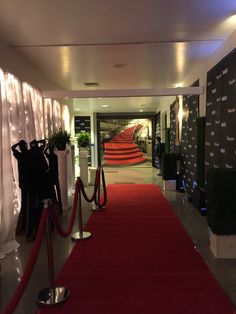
[103, 125, 147, 166]
[37, 184, 235, 314]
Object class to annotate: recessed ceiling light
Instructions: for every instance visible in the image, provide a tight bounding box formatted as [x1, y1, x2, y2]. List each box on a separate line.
[113, 63, 127, 68]
[102, 105, 109, 108]
[75, 108, 80, 111]
[84, 82, 99, 87]
[139, 109, 144, 112]
[174, 82, 183, 88]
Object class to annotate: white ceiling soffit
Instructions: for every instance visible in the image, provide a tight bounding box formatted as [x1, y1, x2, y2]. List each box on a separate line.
[0, 0, 235, 113]
[42, 87, 203, 99]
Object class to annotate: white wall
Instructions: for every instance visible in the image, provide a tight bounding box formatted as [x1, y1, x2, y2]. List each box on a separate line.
[153, 30, 236, 131]
[0, 39, 59, 90]
[184, 30, 236, 116]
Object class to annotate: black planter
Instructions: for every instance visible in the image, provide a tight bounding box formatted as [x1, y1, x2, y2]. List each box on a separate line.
[207, 168, 236, 235]
[163, 153, 177, 181]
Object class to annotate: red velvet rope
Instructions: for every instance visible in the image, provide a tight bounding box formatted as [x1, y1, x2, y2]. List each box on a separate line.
[1, 169, 106, 313]
[49, 179, 79, 237]
[95, 167, 101, 206]
[2, 208, 48, 314]
[79, 168, 100, 203]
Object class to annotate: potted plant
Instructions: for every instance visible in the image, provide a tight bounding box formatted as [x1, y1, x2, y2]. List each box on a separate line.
[46, 128, 71, 210]
[48, 128, 71, 150]
[77, 131, 90, 149]
[76, 132, 91, 186]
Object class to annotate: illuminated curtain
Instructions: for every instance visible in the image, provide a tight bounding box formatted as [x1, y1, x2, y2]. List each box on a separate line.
[43, 98, 53, 138]
[22, 82, 44, 141]
[0, 70, 20, 258]
[62, 104, 70, 132]
[0, 70, 61, 259]
[52, 100, 62, 131]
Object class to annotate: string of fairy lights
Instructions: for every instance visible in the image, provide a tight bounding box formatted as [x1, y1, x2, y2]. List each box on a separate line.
[0, 67, 67, 239]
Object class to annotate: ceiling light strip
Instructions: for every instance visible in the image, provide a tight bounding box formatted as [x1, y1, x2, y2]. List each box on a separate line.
[42, 87, 203, 99]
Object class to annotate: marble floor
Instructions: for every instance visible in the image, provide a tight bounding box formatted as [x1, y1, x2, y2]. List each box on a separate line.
[0, 164, 236, 313]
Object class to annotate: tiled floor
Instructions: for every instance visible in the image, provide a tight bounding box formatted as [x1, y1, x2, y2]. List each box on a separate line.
[0, 164, 236, 313]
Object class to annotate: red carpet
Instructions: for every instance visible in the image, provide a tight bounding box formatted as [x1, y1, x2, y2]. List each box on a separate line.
[37, 184, 235, 314]
[104, 125, 147, 166]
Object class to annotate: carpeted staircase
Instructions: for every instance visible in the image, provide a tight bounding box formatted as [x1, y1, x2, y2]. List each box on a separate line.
[103, 125, 147, 166]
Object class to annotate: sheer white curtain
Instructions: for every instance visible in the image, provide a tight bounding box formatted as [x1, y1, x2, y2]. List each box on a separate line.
[0, 71, 21, 258]
[43, 98, 53, 138]
[22, 82, 46, 141]
[52, 100, 62, 131]
[0, 70, 62, 259]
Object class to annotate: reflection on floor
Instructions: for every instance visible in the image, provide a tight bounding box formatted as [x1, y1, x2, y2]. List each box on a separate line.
[0, 165, 236, 314]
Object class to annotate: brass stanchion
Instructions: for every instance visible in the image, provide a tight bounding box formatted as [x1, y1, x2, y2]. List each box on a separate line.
[71, 182, 92, 240]
[36, 200, 70, 307]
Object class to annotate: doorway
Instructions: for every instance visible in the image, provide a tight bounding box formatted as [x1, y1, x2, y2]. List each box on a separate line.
[96, 113, 155, 167]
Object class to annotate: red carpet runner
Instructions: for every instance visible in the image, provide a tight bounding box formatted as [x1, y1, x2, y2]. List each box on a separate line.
[37, 184, 235, 314]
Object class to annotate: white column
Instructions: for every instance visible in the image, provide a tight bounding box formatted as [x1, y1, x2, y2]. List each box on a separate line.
[57, 150, 69, 210]
[79, 148, 88, 186]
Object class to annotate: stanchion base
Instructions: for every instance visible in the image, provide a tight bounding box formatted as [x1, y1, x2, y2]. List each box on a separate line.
[71, 231, 92, 240]
[92, 207, 106, 211]
[36, 286, 70, 307]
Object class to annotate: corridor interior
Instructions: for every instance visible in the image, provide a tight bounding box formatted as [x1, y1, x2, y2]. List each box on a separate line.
[0, 164, 236, 314]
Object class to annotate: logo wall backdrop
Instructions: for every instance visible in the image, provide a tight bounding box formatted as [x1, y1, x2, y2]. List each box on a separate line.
[169, 85, 200, 198]
[169, 100, 177, 153]
[181, 82, 199, 197]
[205, 48, 236, 182]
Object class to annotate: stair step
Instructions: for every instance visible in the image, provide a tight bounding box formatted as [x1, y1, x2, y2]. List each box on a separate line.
[104, 151, 143, 160]
[104, 148, 140, 155]
[104, 156, 147, 165]
[104, 143, 138, 150]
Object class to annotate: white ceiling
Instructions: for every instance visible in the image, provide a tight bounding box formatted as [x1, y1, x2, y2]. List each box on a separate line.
[0, 0, 235, 113]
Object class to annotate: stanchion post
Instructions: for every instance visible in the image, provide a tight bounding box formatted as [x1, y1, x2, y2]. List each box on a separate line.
[36, 199, 70, 307]
[78, 187, 83, 238]
[92, 167, 106, 211]
[71, 178, 92, 240]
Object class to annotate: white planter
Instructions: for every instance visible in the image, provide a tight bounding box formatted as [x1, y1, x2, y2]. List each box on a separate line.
[88, 167, 97, 185]
[209, 229, 236, 258]
[56, 150, 70, 210]
[79, 148, 89, 186]
[66, 146, 74, 196]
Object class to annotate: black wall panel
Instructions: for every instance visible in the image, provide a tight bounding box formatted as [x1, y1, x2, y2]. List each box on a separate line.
[205, 49, 236, 183]
[170, 101, 177, 153]
[181, 90, 199, 196]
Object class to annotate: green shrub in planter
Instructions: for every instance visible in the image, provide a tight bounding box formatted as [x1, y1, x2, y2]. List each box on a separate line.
[207, 168, 236, 235]
[162, 153, 177, 180]
[47, 128, 71, 150]
[77, 131, 91, 148]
